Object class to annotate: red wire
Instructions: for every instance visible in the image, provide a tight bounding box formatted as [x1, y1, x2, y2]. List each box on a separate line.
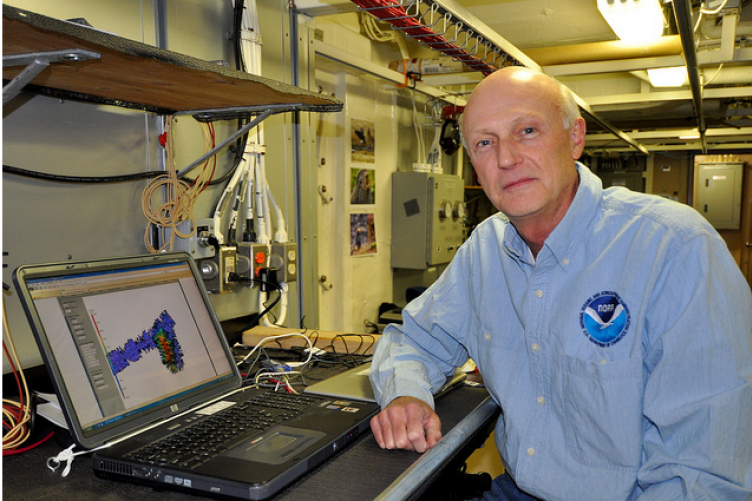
[3, 431, 54, 456]
[353, 0, 498, 74]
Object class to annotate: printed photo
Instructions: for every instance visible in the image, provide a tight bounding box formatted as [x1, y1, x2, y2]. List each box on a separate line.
[350, 168, 375, 205]
[350, 213, 377, 256]
[351, 119, 375, 163]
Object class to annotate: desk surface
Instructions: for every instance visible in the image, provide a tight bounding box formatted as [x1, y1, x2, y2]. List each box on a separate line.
[2, 385, 497, 501]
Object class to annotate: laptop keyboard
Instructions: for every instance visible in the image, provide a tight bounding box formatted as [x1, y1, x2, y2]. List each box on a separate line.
[125, 392, 321, 469]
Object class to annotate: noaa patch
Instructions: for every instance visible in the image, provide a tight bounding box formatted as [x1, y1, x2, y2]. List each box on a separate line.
[579, 291, 630, 347]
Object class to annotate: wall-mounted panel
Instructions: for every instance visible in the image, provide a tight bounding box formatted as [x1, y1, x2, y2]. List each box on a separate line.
[695, 162, 743, 230]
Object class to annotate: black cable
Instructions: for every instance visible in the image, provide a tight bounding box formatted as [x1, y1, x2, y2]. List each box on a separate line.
[5, 161, 241, 187]
[3, 164, 162, 184]
[233, 0, 246, 73]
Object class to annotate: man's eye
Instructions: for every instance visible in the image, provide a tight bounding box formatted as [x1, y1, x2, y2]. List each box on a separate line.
[522, 127, 536, 134]
[476, 139, 491, 147]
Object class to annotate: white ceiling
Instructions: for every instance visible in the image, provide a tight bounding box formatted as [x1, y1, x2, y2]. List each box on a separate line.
[456, 0, 617, 49]
[305, 0, 752, 154]
[449, 0, 752, 153]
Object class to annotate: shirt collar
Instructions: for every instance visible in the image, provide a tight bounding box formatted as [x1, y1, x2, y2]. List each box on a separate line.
[502, 162, 603, 270]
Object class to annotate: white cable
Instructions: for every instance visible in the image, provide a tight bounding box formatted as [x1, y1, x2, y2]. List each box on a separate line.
[212, 153, 248, 245]
[245, 177, 255, 222]
[47, 443, 110, 477]
[265, 182, 288, 243]
[240, 0, 289, 328]
[227, 169, 250, 240]
[701, 0, 729, 15]
[412, 89, 425, 164]
[276, 282, 288, 324]
[254, 157, 270, 244]
[236, 333, 313, 366]
[694, 10, 704, 32]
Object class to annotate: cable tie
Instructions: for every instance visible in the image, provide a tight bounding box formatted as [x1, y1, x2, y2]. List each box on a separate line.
[244, 143, 267, 154]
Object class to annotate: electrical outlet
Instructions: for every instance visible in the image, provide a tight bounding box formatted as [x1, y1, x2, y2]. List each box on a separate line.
[235, 243, 270, 286]
[271, 243, 297, 283]
[199, 245, 237, 293]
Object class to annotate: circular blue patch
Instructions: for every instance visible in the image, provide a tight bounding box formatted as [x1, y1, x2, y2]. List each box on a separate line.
[579, 291, 630, 347]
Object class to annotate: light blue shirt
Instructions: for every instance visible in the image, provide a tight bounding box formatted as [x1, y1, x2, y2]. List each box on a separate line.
[370, 164, 752, 501]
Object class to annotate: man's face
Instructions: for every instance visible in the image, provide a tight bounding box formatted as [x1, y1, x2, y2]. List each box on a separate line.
[462, 71, 585, 228]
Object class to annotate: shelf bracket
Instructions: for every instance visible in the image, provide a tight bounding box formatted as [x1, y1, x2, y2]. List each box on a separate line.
[3, 48, 100, 105]
[176, 108, 274, 177]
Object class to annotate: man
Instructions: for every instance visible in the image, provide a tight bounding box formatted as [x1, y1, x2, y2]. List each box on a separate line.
[369, 66, 752, 500]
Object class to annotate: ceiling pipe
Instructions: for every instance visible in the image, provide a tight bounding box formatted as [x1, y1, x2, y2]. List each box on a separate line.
[574, 94, 650, 154]
[523, 36, 683, 67]
[672, 0, 708, 153]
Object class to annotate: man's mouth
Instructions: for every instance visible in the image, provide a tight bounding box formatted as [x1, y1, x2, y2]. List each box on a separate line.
[503, 177, 535, 190]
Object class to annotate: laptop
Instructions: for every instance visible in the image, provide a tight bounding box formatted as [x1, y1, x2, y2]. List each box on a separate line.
[304, 361, 467, 403]
[13, 252, 379, 500]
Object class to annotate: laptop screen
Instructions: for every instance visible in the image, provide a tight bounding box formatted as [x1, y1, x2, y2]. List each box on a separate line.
[15, 253, 239, 448]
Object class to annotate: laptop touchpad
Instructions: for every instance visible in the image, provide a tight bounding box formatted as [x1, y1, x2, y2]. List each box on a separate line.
[227, 426, 326, 465]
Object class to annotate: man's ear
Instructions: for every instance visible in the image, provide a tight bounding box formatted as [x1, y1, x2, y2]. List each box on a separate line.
[570, 117, 587, 159]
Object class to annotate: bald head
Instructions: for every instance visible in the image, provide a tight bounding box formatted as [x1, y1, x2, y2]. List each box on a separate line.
[460, 67, 581, 148]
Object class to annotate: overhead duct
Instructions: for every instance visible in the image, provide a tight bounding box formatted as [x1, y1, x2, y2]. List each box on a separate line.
[523, 36, 683, 67]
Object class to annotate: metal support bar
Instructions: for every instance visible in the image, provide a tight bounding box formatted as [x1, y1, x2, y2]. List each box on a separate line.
[3, 48, 100, 105]
[672, 0, 707, 152]
[175, 102, 341, 122]
[374, 397, 500, 501]
[176, 108, 273, 177]
[575, 96, 650, 155]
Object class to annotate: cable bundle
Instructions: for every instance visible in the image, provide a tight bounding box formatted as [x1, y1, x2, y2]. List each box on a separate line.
[235, 330, 376, 393]
[351, 0, 514, 75]
[142, 117, 216, 253]
[3, 296, 54, 455]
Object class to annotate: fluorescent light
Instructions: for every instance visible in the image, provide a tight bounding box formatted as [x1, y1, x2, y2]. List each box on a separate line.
[647, 66, 688, 87]
[597, 0, 665, 44]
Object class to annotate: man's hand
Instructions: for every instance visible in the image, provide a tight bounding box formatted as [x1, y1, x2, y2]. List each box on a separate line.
[370, 396, 442, 453]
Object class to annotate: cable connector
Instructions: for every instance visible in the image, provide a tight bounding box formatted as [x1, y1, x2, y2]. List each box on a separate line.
[258, 267, 277, 292]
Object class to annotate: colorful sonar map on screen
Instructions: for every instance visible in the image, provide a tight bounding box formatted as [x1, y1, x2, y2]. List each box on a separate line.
[107, 310, 185, 375]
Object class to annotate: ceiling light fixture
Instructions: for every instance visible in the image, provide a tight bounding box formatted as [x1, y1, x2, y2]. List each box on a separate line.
[647, 66, 688, 87]
[597, 0, 665, 44]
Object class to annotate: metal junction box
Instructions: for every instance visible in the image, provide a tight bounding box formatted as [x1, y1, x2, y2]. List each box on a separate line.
[391, 171, 465, 269]
[696, 162, 743, 230]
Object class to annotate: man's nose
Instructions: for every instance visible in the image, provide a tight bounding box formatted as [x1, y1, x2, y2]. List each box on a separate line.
[497, 140, 523, 169]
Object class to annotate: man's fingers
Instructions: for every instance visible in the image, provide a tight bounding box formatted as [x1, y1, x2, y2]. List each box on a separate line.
[370, 415, 384, 447]
[371, 396, 442, 453]
[424, 411, 443, 448]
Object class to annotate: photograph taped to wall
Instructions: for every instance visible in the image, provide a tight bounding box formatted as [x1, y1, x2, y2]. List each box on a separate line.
[351, 119, 375, 163]
[350, 168, 375, 205]
[350, 213, 377, 256]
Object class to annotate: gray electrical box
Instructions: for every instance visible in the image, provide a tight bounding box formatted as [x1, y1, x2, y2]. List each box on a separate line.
[696, 163, 743, 230]
[391, 171, 465, 269]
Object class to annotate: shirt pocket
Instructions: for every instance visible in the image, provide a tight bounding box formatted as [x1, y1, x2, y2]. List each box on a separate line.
[557, 354, 643, 469]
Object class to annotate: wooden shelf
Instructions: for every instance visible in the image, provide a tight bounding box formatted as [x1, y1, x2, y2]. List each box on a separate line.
[2, 5, 342, 121]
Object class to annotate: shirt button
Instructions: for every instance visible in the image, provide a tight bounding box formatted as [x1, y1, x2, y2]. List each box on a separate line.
[485, 333, 491, 341]
[537, 396, 545, 405]
[535, 290, 543, 298]
[562, 258, 570, 266]
[527, 447, 536, 456]
[532, 343, 540, 352]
